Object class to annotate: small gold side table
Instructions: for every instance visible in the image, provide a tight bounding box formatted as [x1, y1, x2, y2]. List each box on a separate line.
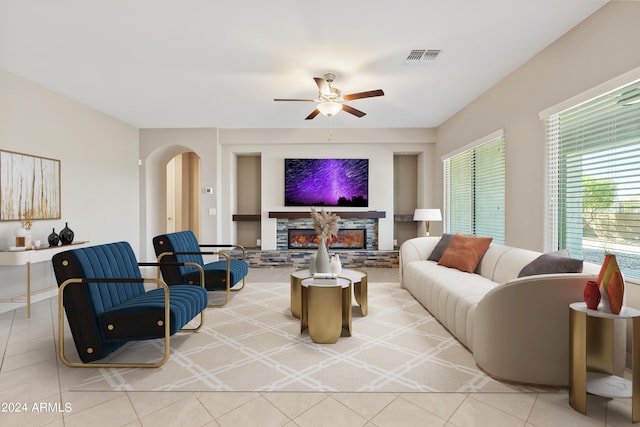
[290, 268, 367, 319]
[569, 302, 640, 422]
[300, 277, 352, 344]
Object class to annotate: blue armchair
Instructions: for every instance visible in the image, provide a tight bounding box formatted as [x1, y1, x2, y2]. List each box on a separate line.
[52, 241, 208, 368]
[153, 230, 248, 307]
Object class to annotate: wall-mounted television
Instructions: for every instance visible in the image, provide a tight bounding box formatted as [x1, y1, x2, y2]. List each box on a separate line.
[284, 158, 369, 207]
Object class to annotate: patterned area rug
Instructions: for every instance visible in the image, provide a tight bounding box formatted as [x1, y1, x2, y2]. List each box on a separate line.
[68, 282, 540, 392]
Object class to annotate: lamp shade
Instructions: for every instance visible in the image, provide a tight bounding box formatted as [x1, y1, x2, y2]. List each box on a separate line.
[413, 208, 442, 221]
[317, 101, 343, 117]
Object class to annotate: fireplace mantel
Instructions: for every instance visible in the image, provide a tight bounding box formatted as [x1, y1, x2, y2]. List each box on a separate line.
[268, 211, 386, 219]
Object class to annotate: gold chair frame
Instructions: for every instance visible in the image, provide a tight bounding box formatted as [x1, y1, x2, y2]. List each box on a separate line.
[58, 268, 205, 369]
[200, 244, 247, 295]
[157, 246, 246, 308]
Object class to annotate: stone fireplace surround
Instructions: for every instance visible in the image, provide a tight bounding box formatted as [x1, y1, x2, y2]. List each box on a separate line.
[270, 210, 385, 250]
[241, 210, 398, 269]
[277, 218, 376, 250]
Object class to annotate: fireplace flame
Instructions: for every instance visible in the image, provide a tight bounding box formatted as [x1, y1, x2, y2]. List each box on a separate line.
[289, 229, 365, 249]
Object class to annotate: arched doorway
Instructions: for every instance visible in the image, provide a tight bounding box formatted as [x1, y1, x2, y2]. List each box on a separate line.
[140, 130, 218, 262]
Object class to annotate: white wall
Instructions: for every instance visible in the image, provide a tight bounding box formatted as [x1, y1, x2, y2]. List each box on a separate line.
[219, 128, 436, 250]
[0, 69, 139, 299]
[139, 128, 218, 261]
[138, 127, 435, 255]
[436, 1, 640, 252]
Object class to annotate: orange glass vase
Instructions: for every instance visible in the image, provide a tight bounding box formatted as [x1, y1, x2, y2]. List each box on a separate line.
[608, 270, 624, 314]
[597, 253, 624, 314]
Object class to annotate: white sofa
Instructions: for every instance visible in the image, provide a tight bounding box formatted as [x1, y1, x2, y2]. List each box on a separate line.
[399, 236, 625, 387]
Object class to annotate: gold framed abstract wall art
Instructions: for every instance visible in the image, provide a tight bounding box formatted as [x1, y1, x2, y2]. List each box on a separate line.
[0, 150, 61, 221]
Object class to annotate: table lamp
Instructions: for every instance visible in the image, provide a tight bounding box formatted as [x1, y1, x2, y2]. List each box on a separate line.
[413, 209, 442, 236]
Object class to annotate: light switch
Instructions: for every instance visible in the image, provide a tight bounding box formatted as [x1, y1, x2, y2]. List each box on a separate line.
[208, 208, 216, 216]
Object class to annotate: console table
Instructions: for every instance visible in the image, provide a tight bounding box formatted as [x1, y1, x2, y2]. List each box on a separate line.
[0, 242, 88, 318]
[569, 302, 640, 422]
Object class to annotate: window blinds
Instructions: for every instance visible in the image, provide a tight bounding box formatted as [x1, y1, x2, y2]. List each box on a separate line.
[474, 140, 506, 241]
[446, 150, 473, 234]
[443, 134, 505, 243]
[544, 81, 640, 278]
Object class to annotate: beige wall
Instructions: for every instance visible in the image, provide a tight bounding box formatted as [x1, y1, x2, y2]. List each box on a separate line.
[394, 154, 421, 246]
[218, 128, 436, 250]
[436, 2, 640, 357]
[436, 1, 640, 252]
[0, 69, 139, 298]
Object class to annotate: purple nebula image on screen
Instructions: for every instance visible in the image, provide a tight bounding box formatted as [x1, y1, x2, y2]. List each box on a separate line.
[285, 158, 369, 207]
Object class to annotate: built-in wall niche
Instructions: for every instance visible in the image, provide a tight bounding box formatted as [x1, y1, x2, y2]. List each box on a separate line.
[394, 154, 418, 248]
[235, 154, 261, 248]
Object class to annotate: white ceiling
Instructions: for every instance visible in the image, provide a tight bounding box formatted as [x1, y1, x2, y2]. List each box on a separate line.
[0, 0, 608, 129]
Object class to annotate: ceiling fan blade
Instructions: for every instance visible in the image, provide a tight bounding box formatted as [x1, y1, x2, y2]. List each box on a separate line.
[274, 98, 315, 102]
[343, 89, 385, 101]
[314, 77, 331, 96]
[305, 109, 320, 120]
[342, 104, 366, 118]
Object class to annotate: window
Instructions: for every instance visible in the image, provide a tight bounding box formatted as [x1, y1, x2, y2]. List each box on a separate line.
[443, 131, 505, 243]
[544, 79, 640, 279]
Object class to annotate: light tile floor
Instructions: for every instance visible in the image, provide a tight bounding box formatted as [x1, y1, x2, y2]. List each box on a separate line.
[0, 267, 633, 426]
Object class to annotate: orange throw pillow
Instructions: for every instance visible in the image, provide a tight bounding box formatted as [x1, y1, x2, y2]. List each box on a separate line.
[437, 233, 493, 273]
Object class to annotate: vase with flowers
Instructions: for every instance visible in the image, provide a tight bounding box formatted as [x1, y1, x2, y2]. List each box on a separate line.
[16, 208, 35, 249]
[310, 207, 340, 274]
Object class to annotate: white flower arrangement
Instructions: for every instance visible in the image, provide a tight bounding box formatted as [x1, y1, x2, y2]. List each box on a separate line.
[310, 207, 340, 241]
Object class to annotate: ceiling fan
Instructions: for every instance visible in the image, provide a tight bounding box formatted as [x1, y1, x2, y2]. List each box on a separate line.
[274, 73, 384, 120]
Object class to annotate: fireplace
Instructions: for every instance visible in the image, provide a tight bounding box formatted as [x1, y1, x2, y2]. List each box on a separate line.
[288, 229, 366, 250]
[275, 216, 378, 250]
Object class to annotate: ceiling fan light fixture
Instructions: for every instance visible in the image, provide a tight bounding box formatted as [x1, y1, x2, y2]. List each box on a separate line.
[275, 73, 384, 119]
[317, 101, 343, 117]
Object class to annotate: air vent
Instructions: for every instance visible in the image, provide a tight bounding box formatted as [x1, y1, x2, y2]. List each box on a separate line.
[405, 49, 441, 64]
[423, 49, 441, 61]
[406, 49, 426, 62]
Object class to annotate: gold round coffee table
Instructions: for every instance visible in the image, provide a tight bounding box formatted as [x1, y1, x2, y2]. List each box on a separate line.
[290, 268, 368, 319]
[300, 277, 352, 344]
